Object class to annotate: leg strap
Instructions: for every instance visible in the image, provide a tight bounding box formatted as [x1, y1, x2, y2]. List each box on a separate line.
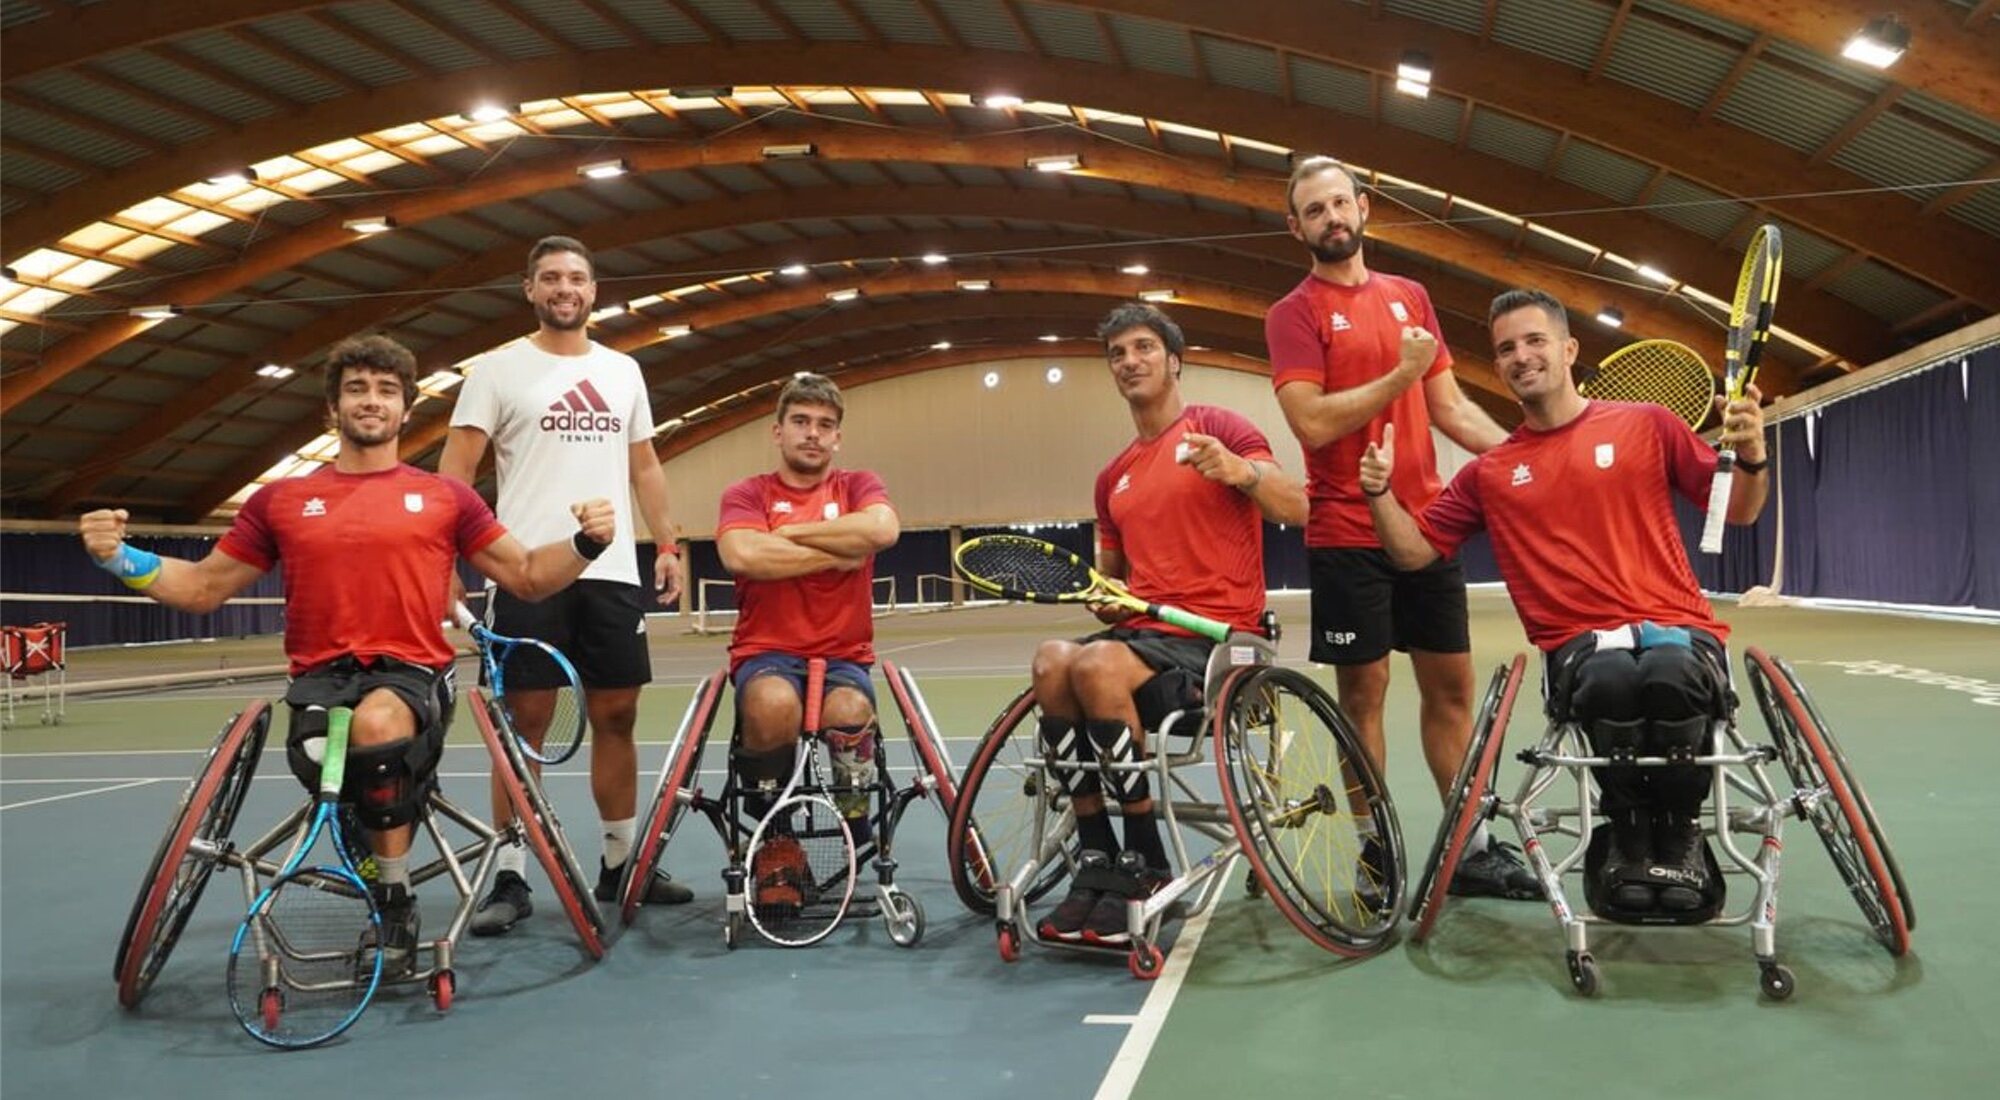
[1085, 719, 1149, 803]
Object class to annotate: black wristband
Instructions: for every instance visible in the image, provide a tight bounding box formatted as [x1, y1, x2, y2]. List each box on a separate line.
[1363, 485, 1390, 498]
[1734, 455, 1769, 474]
[572, 530, 609, 561]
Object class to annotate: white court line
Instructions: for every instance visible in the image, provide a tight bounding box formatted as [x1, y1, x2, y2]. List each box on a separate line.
[1083, 1014, 1139, 1025]
[877, 637, 957, 655]
[1, 778, 159, 811]
[1090, 877, 1227, 1100]
[1, 735, 987, 759]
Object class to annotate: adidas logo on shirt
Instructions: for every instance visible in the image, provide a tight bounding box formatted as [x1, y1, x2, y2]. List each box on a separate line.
[540, 378, 624, 435]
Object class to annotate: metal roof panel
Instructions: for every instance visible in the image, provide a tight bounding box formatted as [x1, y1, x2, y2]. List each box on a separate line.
[850, 0, 950, 45]
[772, 0, 869, 41]
[1383, 87, 1462, 145]
[1465, 109, 1559, 172]
[1108, 14, 1196, 79]
[1287, 55, 1369, 116]
[601, 0, 710, 43]
[1553, 141, 1653, 203]
[1601, 16, 1736, 111]
[1492, 0, 1613, 70]
[1018, 1, 1110, 64]
[681, 0, 786, 41]
[1713, 63, 1860, 156]
[932, 0, 1029, 52]
[1198, 36, 1281, 97]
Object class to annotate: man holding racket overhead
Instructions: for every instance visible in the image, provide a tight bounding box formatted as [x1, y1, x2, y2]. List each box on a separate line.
[714, 372, 899, 913]
[442, 235, 692, 937]
[1363, 289, 1769, 917]
[1265, 155, 1538, 901]
[80, 335, 615, 977]
[1030, 302, 1306, 946]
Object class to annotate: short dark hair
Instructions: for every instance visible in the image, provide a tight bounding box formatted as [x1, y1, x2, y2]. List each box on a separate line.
[321, 334, 417, 406]
[526, 235, 594, 280]
[1488, 288, 1571, 337]
[1097, 302, 1186, 360]
[777, 372, 844, 423]
[1286, 155, 1365, 214]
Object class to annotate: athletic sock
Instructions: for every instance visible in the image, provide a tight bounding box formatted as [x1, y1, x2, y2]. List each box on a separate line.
[375, 853, 411, 889]
[602, 817, 636, 869]
[1075, 809, 1119, 859]
[1121, 808, 1168, 872]
[496, 842, 527, 877]
[1465, 820, 1491, 857]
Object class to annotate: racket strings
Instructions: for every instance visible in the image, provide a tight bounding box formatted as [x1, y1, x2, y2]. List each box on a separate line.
[234, 870, 376, 1041]
[1584, 341, 1715, 429]
[499, 645, 585, 762]
[751, 801, 853, 940]
[959, 540, 1093, 596]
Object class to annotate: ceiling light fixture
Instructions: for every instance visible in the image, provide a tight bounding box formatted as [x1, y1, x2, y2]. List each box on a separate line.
[658, 324, 693, 339]
[343, 215, 395, 234]
[977, 93, 1025, 109]
[1841, 15, 1910, 70]
[779, 263, 809, 276]
[130, 304, 183, 320]
[825, 288, 861, 302]
[761, 143, 817, 159]
[956, 279, 992, 292]
[1120, 263, 1149, 276]
[466, 103, 515, 123]
[1138, 288, 1176, 302]
[1027, 154, 1081, 173]
[578, 158, 629, 180]
[1595, 305, 1625, 329]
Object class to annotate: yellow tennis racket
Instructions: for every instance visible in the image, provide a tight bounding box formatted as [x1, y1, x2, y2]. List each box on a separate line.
[1700, 223, 1783, 553]
[1580, 339, 1716, 430]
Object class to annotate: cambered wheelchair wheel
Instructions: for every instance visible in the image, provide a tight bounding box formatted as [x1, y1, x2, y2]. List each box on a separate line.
[474, 691, 605, 959]
[622, 673, 722, 925]
[1746, 648, 1913, 956]
[115, 701, 271, 1008]
[946, 687, 1076, 915]
[1409, 655, 1526, 943]
[1215, 666, 1403, 956]
[882, 660, 962, 821]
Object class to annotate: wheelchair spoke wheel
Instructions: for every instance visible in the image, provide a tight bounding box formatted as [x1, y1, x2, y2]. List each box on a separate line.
[947, 687, 1075, 915]
[1746, 648, 1912, 956]
[883, 660, 961, 820]
[622, 673, 721, 925]
[1409, 655, 1525, 943]
[116, 701, 270, 1008]
[1216, 666, 1402, 956]
[475, 691, 605, 959]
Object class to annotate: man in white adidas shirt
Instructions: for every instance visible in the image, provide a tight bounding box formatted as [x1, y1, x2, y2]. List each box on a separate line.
[440, 235, 692, 934]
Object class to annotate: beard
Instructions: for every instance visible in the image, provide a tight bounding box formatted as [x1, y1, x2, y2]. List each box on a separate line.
[338, 413, 401, 447]
[1305, 217, 1367, 264]
[535, 298, 589, 332]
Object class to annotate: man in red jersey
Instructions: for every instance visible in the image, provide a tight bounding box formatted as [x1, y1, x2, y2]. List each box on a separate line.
[1266, 155, 1537, 902]
[79, 335, 615, 974]
[716, 373, 900, 908]
[1363, 288, 1770, 918]
[1032, 302, 1307, 946]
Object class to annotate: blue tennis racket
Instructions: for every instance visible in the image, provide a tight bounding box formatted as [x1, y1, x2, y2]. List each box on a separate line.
[454, 600, 587, 766]
[226, 706, 381, 1048]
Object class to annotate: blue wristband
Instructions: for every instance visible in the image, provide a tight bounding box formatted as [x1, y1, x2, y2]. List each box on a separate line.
[96, 543, 163, 589]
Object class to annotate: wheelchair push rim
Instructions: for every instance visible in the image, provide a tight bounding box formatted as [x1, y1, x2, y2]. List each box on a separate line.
[1409, 655, 1524, 943]
[946, 687, 1075, 915]
[474, 691, 606, 959]
[1745, 648, 1912, 956]
[116, 701, 270, 1009]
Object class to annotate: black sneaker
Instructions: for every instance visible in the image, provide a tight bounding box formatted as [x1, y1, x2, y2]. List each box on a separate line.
[1083, 851, 1170, 945]
[1037, 850, 1111, 943]
[1354, 835, 1393, 914]
[361, 882, 420, 981]
[599, 858, 695, 905]
[1650, 812, 1710, 912]
[469, 869, 533, 937]
[1450, 837, 1546, 900]
[1593, 811, 1657, 913]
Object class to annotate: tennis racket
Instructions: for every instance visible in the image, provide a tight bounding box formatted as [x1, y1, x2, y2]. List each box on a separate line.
[1699, 223, 1783, 554]
[453, 600, 586, 765]
[954, 534, 1232, 643]
[1580, 339, 1715, 430]
[743, 660, 857, 947]
[226, 706, 381, 1049]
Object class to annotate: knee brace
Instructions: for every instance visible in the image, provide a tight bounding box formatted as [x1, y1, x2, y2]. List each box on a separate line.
[1036, 717, 1100, 798]
[1647, 715, 1712, 813]
[1085, 719, 1149, 804]
[347, 736, 428, 830]
[1585, 717, 1649, 815]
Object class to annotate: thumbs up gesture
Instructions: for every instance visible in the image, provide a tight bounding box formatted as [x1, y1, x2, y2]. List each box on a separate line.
[1359, 423, 1395, 499]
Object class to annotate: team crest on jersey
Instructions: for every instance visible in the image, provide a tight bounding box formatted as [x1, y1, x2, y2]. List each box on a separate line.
[1330, 311, 1352, 332]
[302, 497, 327, 517]
[1114, 473, 1133, 494]
[1389, 300, 1409, 323]
[1511, 463, 1533, 487]
[823, 501, 840, 520]
[404, 492, 425, 513]
[1595, 443, 1615, 469]
[772, 501, 794, 515]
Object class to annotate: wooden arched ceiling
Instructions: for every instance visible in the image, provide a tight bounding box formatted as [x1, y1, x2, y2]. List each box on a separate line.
[3, 0, 1994, 523]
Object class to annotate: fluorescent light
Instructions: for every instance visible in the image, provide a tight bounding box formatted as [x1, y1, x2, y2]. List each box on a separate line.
[761, 143, 817, 159]
[1635, 264, 1673, 285]
[956, 279, 992, 292]
[1396, 51, 1433, 85]
[578, 158, 628, 180]
[343, 215, 395, 234]
[982, 371, 1001, 389]
[1138, 288, 1176, 302]
[658, 324, 693, 339]
[920, 252, 949, 265]
[589, 303, 627, 321]
[930, 340, 953, 350]
[130, 304, 182, 319]
[779, 263, 809, 276]
[256, 363, 294, 379]
[825, 288, 861, 302]
[1394, 77, 1431, 98]
[1038, 334, 1061, 342]
[1120, 263, 1149, 276]
[466, 103, 514, 123]
[1045, 366, 1064, 384]
[206, 168, 257, 186]
[418, 370, 462, 392]
[1842, 15, 1909, 70]
[977, 94, 1024, 109]
[1027, 154, 1081, 173]
[669, 86, 733, 99]
[1595, 306, 1625, 329]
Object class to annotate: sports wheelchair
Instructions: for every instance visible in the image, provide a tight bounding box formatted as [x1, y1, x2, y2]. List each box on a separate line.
[1408, 647, 1914, 999]
[115, 690, 604, 1017]
[619, 658, 963, 949]
[944, 615, 1404, 979]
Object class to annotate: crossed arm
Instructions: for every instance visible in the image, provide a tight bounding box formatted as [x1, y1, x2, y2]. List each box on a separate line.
[717, 503, 899, 581]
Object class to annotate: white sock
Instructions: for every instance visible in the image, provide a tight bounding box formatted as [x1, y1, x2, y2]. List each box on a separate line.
[496, 842, 527, 877]
[602, 818, 636, 869]
[376, 853, 410, 889]
[1465, 820, 1492, 856]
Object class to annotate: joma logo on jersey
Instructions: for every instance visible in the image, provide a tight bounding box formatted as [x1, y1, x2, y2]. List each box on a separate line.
[540, 379, 623, 434]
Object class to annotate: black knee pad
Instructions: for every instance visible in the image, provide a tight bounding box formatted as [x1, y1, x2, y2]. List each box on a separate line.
[1648, 715, 1712, 812]
[1036, 716, 1100, 798]
[1585, 717, 1649, 814]
[1085, 719, 1149, 804]
[284, 704, 333, 792]
[346, 736, 433, 830]
[733, 744, 793, 817]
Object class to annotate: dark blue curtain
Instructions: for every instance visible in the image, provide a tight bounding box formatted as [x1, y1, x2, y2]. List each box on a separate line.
[1968, 355, 2000, 609]
[0, 532, 287, 647]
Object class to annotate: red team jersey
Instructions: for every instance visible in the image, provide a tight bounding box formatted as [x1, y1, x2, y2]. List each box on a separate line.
[219, 465, 507, 673]
[1094, 405, 1276, 637]
[1266, 273, 1454, 548]
[1415, 401, 1728, 651]
[716, 469, 894, 671]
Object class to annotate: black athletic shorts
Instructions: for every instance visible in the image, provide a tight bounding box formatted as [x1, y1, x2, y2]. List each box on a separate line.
[1076, 625, 1213, 732]
[1307, 546, 1470, 665]
[488, 579, 652, 689]
[282, 655, 453, 794]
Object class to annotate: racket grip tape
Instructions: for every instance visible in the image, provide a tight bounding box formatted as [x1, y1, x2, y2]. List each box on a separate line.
[320, 707, 353, 798]
[1699, 452, 1735, 555]
[804, 658, 826, 733]
[1150, 604, 1233, 644]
